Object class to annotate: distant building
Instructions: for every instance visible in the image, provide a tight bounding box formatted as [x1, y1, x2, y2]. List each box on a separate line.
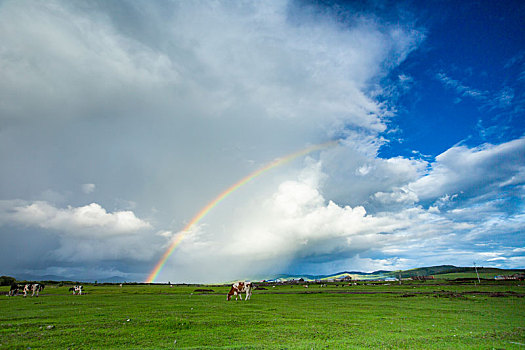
[495, 274, 525, 280]
[335, 276, 352, 282]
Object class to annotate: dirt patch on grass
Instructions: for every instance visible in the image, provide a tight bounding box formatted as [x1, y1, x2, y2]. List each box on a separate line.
[433, 291, 466, 299]
[463, 291, 524, 297]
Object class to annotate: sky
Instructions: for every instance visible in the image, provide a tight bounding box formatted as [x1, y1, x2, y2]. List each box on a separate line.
[0, 0, 524, 283]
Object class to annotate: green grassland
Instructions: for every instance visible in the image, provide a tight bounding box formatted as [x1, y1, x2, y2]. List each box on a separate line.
[1, 281, 524, 349]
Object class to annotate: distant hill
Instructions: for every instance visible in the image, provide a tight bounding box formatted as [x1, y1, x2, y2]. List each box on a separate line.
[260, 271, 388, 282]
[97, 276, 128, 283]
[388, 265, 461, 278]
[260, 265, 524, 282]
[13, 274, 69, 282]
[391, 265, 524, 279]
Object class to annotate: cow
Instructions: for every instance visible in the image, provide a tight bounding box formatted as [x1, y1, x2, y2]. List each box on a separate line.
[69, 285, 83, 295]
[23, 283, 44, 297]
[227, 282, 246, 301]
[227, 282, 253, 301]
[8, 283, 23, 296]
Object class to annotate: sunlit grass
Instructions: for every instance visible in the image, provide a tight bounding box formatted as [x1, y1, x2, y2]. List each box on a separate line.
[1, 282, 524, 349]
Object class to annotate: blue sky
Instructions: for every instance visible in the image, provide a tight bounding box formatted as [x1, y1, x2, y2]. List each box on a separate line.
[379, 0, 525, 158]
[0, 0, 523, 283]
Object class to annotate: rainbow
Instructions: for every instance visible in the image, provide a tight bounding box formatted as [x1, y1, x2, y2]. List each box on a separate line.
[145, 140, 338, 283]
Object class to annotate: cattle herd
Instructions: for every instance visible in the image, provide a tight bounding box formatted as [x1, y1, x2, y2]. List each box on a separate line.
[7, 283, 86, 297]
[7, 281, 255, 300]
[8, 283, 45, 297]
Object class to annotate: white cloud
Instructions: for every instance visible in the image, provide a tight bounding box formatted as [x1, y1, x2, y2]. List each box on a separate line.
[436, 72, 487, 100]
[81, 183, 95, 194]
[0, 0, 425, 280]
[0, 0, 177, 121]
[487, 257, 507, 262]
[176, 138, 524, 280]
[51, 234, 157, 263]
[373, 187, 418, 204]
[436, 71, 523, 115]
[169, 172, 470, 276]
[0, 200, 151, 236]
[0, 0, 422, 218]
[0, 200, 161, 265]
[494, 86, 515, 108]
[320, 136, 428, 208]
[408, 138, 525, 203]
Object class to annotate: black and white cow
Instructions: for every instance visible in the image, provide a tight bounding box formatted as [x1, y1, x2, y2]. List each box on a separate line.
[69, 285, 83, 295]
[8, 283, 23, 296]
[23, 283, 44, 297]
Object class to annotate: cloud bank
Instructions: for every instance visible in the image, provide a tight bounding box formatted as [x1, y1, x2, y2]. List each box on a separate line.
[0, 0, 523, 282]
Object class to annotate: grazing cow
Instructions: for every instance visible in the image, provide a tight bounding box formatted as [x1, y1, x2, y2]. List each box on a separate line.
[69, 285, 83, 295]
[8, 283, 23, 296]
[227, 282, 253, 301]
[23, 283, 44, 297]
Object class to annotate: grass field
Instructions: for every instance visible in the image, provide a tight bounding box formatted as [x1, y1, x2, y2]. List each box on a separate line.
[1, 281, 524, 349]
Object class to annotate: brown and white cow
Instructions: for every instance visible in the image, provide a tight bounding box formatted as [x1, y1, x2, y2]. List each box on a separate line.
[227, 282, 253, 301]
[23, 283, 44, 297]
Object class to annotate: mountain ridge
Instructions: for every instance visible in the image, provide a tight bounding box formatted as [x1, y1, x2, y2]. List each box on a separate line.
[258, 265, 524, 282]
